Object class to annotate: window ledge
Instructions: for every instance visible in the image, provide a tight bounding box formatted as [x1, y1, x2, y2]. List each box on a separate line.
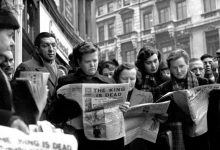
[201, 9, 220, 18]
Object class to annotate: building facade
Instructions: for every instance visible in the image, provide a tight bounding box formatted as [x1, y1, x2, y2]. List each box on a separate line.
[2, 0, 96, 70]
[96, 0, 220, 64]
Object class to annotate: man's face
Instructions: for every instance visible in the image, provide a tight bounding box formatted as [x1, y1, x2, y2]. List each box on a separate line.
[0, 29, 14, 54]
[0, 51, 14, 80]
[78, 51, 99, 76]
[170, 57, 188, 79]
[38, 37, 57, 63]
[190, 60, 204, 77]
[202, 57, 213, 72]
[144, 54, 159, 75]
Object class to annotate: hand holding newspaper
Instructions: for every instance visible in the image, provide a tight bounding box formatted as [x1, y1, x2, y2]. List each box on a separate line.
[14, 71, 49, 123]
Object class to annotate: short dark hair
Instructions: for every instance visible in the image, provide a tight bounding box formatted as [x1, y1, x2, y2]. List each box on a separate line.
[200, 54, 213, 61]
[0, 9, 20, 30]
[113, 62, 136, 83]
[72, 41, 100, 67]
[135, 46, 161, 72]
[190, 58, 201, 63]
[167, 49, 189, 68]
[34, 32, 56, 47]
[98, 60, 117, 74]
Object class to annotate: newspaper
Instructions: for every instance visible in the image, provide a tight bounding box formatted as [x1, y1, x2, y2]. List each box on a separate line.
[181, 84, 220, 137]
[57, 83, 130, 141]
[18, 71, 49, 112]
[157, 84, 220, 137]
[14, 71, 49, 124]
[0, 125, 77, 150]
[124, 101, 170, 144]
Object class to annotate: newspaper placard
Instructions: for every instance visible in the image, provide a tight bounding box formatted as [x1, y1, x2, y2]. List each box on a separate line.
[124, 101, 170, 144]
[0, 125, 77, 150]
[57, 83, 130, 141]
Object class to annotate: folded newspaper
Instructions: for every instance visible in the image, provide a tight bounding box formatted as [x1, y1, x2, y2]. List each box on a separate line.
[13, 71, 49, 124]
[156, 84, 220, 137]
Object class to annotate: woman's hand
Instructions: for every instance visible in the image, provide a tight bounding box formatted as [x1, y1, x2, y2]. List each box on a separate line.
[119, 101, 130, 113]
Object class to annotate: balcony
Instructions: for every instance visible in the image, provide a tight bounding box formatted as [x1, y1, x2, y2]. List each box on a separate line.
[154, 21, 175, 33]
[141, 28, 152, 36]
[175, 17, 191, 27]
[118, 31, 138, 40]
[201, 9, 220, 19]
[97, 38, 116, 47]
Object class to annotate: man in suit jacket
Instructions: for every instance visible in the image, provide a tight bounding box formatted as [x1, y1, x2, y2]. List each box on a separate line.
[14, 32, 63, 120]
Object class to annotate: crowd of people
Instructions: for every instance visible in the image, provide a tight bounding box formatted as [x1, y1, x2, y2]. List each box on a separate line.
[1, 8, 220, 150]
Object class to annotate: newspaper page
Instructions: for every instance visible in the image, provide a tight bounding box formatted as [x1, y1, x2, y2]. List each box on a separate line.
[180, 84, 220, 137]
[57, 83, 130, 141]
[82, 83, 129, 141]
[14, 71, 49, 123]
[124, 101, 170, 144]
[19, 71, 50, 111]
[0, 125, 77, 150]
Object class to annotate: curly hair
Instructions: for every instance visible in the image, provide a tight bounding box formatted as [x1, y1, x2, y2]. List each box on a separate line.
[72, 41, 100, 67]
[113, 62, 136, 83]
[135, 46, 161, 73]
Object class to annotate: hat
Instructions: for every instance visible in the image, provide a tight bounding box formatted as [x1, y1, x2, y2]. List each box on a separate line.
[0, 9, 19, 30]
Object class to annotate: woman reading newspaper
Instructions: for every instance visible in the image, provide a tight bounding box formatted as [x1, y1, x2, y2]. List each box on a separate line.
[158, 49, 209, 150]
[113, 63, 169, 150]
[47, 42, 129, 150]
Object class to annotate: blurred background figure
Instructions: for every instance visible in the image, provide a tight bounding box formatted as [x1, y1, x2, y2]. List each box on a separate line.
[212, 59, 218, 81]
[200, 54, 215, 83]
[0, 50, 14, 81]
[160, 61, 170, 79]
[98, 59, 119, 78]
[189, 58, 205, 78]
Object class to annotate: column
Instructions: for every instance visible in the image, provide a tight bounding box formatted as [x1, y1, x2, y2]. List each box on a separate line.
[14, 0, 24, 68]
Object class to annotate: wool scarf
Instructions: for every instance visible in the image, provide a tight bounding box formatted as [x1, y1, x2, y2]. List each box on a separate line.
[172, 71, 199, 91]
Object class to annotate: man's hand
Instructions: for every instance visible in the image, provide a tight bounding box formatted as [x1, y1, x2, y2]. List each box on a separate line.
[10, 118, 29, 134]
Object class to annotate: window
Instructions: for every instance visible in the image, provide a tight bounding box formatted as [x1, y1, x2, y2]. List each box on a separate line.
[23, 0, 36, 41]
[206, 30, 219, 56]
[123, 0, 130, 6]
[98, 26, 105, 42]
[159, 7, 170, 23]
[204, 0, 216, 12]
[143, 13, 152, 30]
[98, 5, 104, 16]
[123, 17, 133, 34]
[108, 2, 114, 13]
[176, 1, 187, 20]
[126, 51, 135, 64]
[108, 23, 114, 39]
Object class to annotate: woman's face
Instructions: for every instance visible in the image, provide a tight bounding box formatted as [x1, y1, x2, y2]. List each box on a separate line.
[119, 68, 137, 91]
[144, 54, 159, 74]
